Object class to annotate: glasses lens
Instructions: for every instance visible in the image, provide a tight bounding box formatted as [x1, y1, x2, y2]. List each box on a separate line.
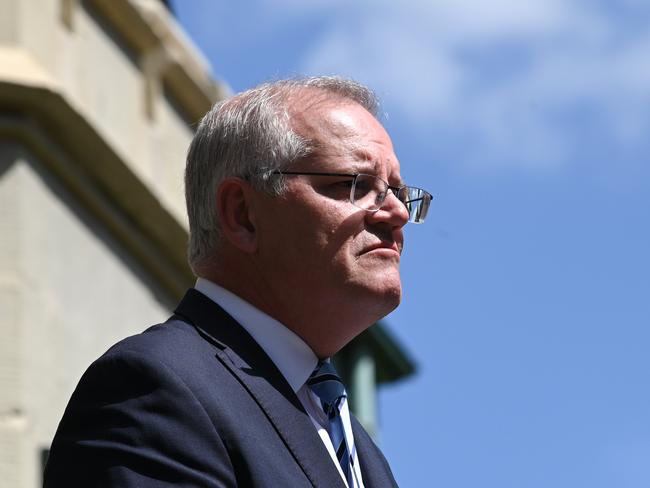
[351, 175, 432, 223]
[351, 174, 386, 211]
[401, 187, 431, 223]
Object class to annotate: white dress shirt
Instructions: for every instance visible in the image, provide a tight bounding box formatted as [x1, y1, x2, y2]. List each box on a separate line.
[195, 278, 365, 488]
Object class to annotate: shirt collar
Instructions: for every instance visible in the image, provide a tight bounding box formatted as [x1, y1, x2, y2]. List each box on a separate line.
[194, 278, 318, 392]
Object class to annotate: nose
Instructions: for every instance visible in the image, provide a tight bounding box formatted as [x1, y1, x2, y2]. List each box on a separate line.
[367, 189, 409, 228]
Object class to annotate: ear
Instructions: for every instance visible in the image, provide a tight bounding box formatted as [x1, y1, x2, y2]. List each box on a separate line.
[216, 177, 258, 253]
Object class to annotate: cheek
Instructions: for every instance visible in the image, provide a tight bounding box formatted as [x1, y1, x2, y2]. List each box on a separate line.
[277, 189, 366, 264]
[319, 210, 365, 255]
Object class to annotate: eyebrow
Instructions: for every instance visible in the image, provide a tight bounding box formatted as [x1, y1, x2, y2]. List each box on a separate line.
[275, 170, 410, 193]
[348, 165, 406, 188]
[348, 151, 405, 186]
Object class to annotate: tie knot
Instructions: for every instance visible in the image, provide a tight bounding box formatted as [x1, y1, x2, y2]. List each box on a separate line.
[307, 361, 346, 413]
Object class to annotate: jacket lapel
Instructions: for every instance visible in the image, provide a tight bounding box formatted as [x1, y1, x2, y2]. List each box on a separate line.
[174, 289, 346, 488]
[352, 416, 400, 488]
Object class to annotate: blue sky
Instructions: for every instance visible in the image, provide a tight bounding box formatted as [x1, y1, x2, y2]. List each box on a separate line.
[170, 1, 650, 486]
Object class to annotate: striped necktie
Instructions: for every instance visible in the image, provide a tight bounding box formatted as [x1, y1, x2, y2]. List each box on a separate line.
[307, 360, 353, 487]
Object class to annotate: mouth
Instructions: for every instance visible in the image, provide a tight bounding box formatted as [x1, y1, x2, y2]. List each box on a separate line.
[362, 241, 402, 257]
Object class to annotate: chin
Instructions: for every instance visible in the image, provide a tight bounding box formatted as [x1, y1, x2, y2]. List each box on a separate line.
[380, 285, 402, 311]
[359, 279, 402, 318]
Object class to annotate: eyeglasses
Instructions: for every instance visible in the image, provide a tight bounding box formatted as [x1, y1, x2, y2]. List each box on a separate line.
[271, 171, 432, 224]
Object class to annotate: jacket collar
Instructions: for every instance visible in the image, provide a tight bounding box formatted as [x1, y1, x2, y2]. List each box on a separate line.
[174, 288, 346, 488]
[351, 416, 399, 488]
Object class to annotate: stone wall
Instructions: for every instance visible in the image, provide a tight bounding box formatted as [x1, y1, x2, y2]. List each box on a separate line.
[0, 1, 226, 485]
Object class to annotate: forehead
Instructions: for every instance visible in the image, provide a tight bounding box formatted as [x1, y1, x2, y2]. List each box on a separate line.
[289, 97, 402, 181]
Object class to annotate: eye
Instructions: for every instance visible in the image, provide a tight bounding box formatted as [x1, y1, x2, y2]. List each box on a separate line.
[313, 178, 355, 199]
[353, 178, 373, 196]
[334, 179, 355, 188]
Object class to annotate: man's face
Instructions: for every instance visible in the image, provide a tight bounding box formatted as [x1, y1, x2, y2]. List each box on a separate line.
[251, 98, 409, 351]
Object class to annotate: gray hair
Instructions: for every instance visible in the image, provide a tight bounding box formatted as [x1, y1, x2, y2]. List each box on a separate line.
[185, 76, 379, 272]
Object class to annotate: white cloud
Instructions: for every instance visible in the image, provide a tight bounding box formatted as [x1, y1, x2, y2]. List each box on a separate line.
[294, 0, 650, 169]
[303, 21, 462, 117]
[173, 0, 650, 169]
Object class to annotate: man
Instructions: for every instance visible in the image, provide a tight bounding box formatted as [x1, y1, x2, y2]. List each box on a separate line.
[44, 77, 432, 487]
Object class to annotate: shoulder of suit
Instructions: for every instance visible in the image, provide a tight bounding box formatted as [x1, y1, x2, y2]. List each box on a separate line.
[95, 315, 218, 372]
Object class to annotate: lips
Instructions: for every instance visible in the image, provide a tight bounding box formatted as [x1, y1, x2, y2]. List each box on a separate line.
[362, 241, 402, 256]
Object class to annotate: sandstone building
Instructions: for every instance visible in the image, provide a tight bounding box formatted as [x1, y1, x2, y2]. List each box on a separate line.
[0, 1, 414, 486]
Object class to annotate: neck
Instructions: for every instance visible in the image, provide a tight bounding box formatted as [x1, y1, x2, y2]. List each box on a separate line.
[198, 256, 384, 359]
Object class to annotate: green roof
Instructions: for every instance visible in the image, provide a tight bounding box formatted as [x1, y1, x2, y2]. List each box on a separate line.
[344, 322, 417, 384]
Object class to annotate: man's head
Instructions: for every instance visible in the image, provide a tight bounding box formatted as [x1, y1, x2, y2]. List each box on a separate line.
[185, 76, 428, 357]
[186, 77, 379, 266]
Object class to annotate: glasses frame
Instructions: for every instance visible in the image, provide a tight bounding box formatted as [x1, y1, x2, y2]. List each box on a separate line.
[271, 170, 432, 223]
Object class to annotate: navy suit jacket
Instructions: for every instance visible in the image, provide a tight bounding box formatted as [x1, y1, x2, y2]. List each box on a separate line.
[44, 289, 399, 487]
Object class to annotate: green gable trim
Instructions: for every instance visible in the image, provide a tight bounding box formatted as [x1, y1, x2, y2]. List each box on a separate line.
[342, 322, 416, 385]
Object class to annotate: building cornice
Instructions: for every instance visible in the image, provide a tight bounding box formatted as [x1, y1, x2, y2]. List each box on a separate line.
[88, 0, 229, 122]
[0, 79, 194, 301]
